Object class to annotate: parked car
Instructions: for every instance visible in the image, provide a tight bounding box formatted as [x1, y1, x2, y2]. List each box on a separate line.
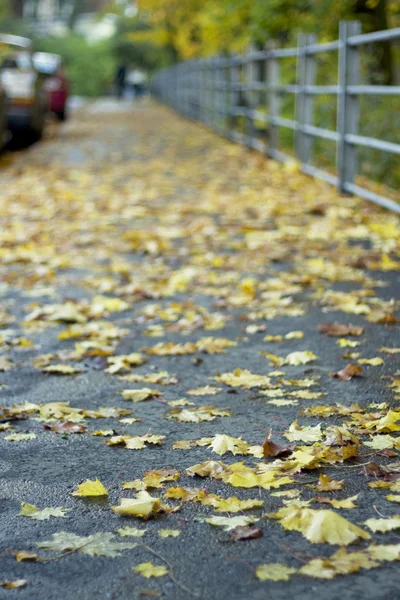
[0, 34, 47, 140]
[33, 52, 69, 121]
[0, 79, 8, 148]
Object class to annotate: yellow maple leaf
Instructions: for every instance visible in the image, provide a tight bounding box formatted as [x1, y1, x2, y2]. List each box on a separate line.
[205, 515, 259, 531]
[214, 368, 271, 389]
[256, 563, 297, 582]
[134, 562, 168, 578]
[158, 529, 181, 538]
[121, 388, 160, 402]
[365, 517, 400, 533]
[72, 478, 108, 497]
[285, 351, 317, 366]
[117, 527, 146, 537]
[284, 421, 322, 443]
[210, 434, 251, 456]
[271, 505, 370, 544]
[358, 357, 384, 366]
[111, 491, 167, 519]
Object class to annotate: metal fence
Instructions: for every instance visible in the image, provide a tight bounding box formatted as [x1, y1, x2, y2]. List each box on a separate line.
[152, 21, 400, 214]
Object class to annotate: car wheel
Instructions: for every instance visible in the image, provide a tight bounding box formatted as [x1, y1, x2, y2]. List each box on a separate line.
[55, 109, 67, 122]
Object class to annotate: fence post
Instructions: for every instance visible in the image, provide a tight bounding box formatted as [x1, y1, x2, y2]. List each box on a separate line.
[337, 20, 361, 193]
[245, 43, 257, 143]
[295, 33, 317, 164]
[267, 41, 280, 158]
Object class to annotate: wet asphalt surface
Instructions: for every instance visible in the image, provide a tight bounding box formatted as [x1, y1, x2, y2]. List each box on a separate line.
[0, 99, 400, 600]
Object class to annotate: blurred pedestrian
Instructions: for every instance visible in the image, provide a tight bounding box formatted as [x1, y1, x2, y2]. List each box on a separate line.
[115, 65, 127, 99]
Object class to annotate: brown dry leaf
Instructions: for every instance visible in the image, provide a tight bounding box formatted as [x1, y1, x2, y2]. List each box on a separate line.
[263, 438, 293, 458]
[318, 323, 364, 337]
[312, 474, 344, 492]
[314, 495, 359, 509]
[230, 525, 263, 541]
[44, 421, 87, 434]
[331, 363, 363, 381]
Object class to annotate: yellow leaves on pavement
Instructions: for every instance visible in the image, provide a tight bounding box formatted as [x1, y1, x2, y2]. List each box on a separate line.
[214, 368, 271, 389]
[134, 562, 168, 578]
[270, 504, 370, 545]
[158, 529, 181, 538]
[365, 517, 400, 533]
[5, 432, 37, 441]
[257, 544, 400, 582]
[204, 515, 259, 531]
[363, 435, 400, 450]
[312, 474, 344, 492]
[105, 353, 145, 374]
[123, 469, 179, 490]
[111, 491, 169, 519]
[314, 495, 359, 509]
[285, 351, 317, 366]
[117, 527, 146, 537]
[18, 502, 71, 520]
[210, 434, 251, 456]
[106, 433, 165, 450]
[42, 364, 82, 375]
[185, 460, 225, 478]
[168, 405, 231, 423]
[187, 386, 222, 396]
[121, 388, 161, 402]
[72, 479, 108, 497]
[119, 371, 178, 385]
[284, 421, 323, 443]
[144, 337, 236, 356]
[358, 357, 384, 366]
[256, 564, 297, 582]
[36, 532, 137, 557]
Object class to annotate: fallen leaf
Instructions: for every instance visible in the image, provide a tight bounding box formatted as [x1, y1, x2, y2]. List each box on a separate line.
[204, 515, 259, 531]
[256, 563, 297, 581]
[18, 502, 70, 520]
[158, 529, 181, 538]
[318, 323, 364, 336]
[331, 363, 363, 381]
[36, 531, 136, 557]
[134, 562, 168, 578]
[270, 505, 370, 544]
[230, 526, 263, 541]
[365, 516, 400, 533]
[72, 479, 108, 497]
[111, 491, 168, 519]
[117, 527, 146, 537]
[0, 580, 27, 589]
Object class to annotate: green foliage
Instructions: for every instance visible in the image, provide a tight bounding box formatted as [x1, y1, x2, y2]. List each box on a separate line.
[111, 15, 175, 73]
[34, 35, 116, 97]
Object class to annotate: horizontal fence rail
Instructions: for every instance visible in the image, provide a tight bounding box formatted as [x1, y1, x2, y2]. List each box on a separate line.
[152, 21, 400, 214]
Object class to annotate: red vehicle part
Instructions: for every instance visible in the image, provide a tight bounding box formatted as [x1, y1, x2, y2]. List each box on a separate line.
[44, 70, 68, 121]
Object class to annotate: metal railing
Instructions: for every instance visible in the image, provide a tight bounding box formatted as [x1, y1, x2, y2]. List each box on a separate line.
[152, 21, 400, 214]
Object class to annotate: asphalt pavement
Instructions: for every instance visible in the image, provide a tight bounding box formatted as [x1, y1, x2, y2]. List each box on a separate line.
[0, 99, 399, 600]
